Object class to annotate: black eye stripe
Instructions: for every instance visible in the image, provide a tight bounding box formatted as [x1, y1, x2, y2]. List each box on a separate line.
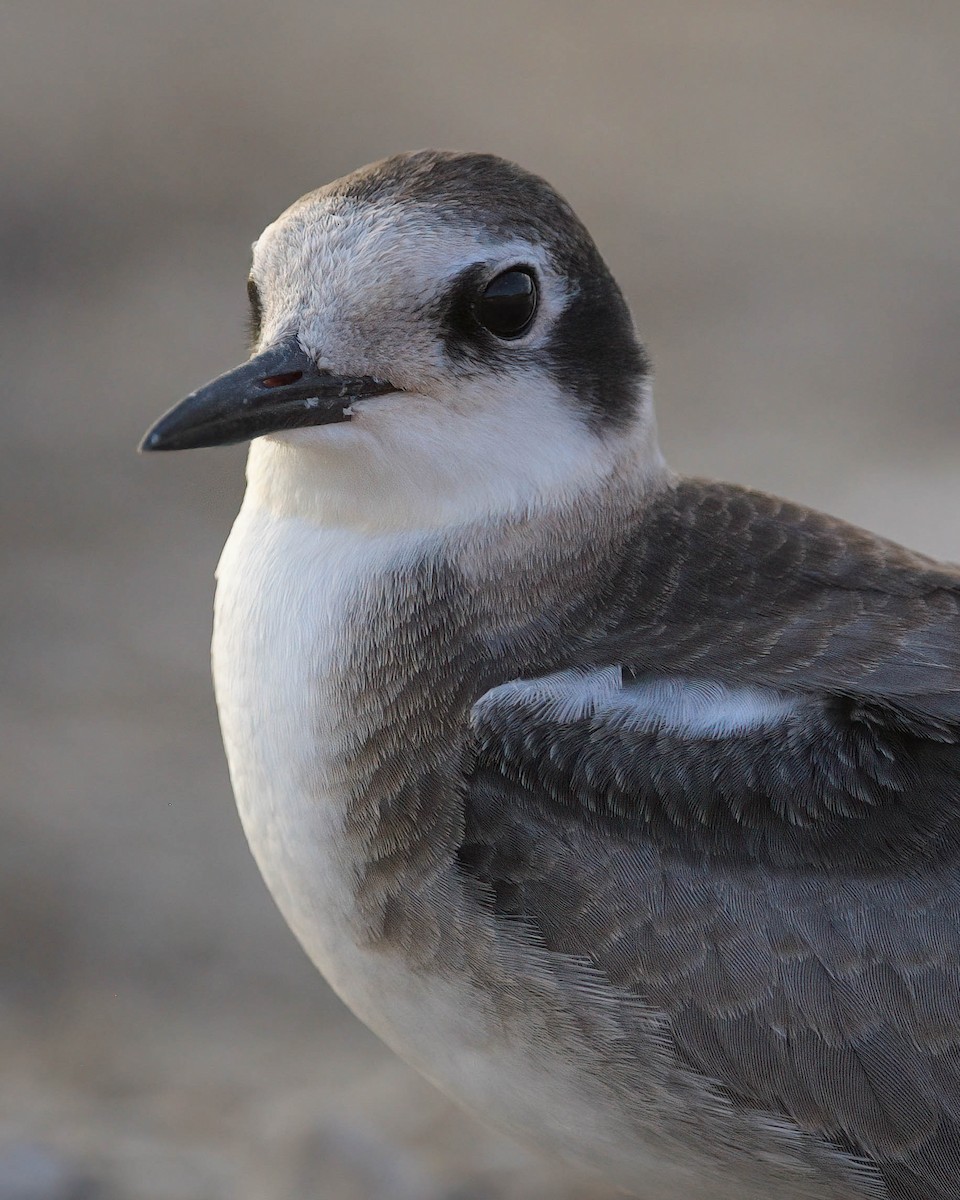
[476, 268, 538, 339]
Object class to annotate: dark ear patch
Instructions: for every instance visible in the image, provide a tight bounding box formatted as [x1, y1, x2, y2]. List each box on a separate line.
[438, 256, 650, 429]
[545, 257, 650, 431]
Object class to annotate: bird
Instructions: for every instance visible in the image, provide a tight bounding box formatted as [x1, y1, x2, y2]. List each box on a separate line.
[141, 150, 960, 1200]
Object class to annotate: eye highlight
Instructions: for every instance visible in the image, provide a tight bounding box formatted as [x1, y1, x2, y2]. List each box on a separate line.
[476, 268, 538, 339]
[246, 277, 263, 346]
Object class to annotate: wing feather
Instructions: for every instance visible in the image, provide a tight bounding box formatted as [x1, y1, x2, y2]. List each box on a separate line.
[460, 480, 960, 1199]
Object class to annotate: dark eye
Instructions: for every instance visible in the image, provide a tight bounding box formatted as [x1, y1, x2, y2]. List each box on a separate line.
[246, 277, 263, 345]
[476, 268, 538, 339]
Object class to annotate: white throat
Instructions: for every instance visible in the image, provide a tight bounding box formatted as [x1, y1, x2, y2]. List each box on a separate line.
[244, 376, 666, 533]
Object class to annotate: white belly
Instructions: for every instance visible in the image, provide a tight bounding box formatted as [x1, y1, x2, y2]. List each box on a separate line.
[210, 498, 849, 1200]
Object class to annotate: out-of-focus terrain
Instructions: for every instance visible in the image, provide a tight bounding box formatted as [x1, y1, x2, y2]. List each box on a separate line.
[2, 2, 959, 1196]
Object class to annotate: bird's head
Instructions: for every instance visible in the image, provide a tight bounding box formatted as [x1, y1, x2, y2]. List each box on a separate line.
[142, 151, 663, 528]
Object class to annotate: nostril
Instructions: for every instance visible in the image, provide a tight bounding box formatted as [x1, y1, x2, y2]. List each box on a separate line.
[261, 370, 303, 388]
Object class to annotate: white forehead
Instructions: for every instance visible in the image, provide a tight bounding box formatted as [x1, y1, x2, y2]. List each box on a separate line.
[250, 194, 561, 324]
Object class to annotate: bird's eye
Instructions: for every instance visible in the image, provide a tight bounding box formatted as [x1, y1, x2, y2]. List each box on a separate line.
[247, 277, 263, 345]
[476, 268, 538, 339]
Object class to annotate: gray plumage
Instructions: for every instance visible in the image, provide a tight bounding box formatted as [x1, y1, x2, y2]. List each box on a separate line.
[340, 479, 960, 1200]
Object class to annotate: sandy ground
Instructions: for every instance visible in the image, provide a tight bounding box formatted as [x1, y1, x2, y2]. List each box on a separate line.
[3, 2, 959, 1196]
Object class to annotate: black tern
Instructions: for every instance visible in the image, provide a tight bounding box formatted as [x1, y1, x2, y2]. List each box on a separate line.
[142, 150, 960, 1200]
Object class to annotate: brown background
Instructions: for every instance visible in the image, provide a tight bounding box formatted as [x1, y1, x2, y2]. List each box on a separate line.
[3, 2, 959, 1196]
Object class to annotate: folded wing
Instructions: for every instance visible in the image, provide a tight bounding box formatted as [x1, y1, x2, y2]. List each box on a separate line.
[462, 482, 960, 1200]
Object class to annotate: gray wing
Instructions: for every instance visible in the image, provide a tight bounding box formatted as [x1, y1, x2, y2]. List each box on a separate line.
[460, 484, 960, 1200]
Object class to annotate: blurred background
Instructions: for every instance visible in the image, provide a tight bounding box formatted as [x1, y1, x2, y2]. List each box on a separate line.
[2, 2, 959, 1197]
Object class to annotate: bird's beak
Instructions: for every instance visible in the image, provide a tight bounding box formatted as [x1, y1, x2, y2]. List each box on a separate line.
[139, 335, 396, 452]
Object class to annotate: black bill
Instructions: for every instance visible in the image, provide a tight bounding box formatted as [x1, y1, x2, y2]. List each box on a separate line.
[139, 336, 397, 451]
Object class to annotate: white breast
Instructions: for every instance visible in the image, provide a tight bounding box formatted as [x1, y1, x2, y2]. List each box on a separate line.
[213, 495, 411, 998]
